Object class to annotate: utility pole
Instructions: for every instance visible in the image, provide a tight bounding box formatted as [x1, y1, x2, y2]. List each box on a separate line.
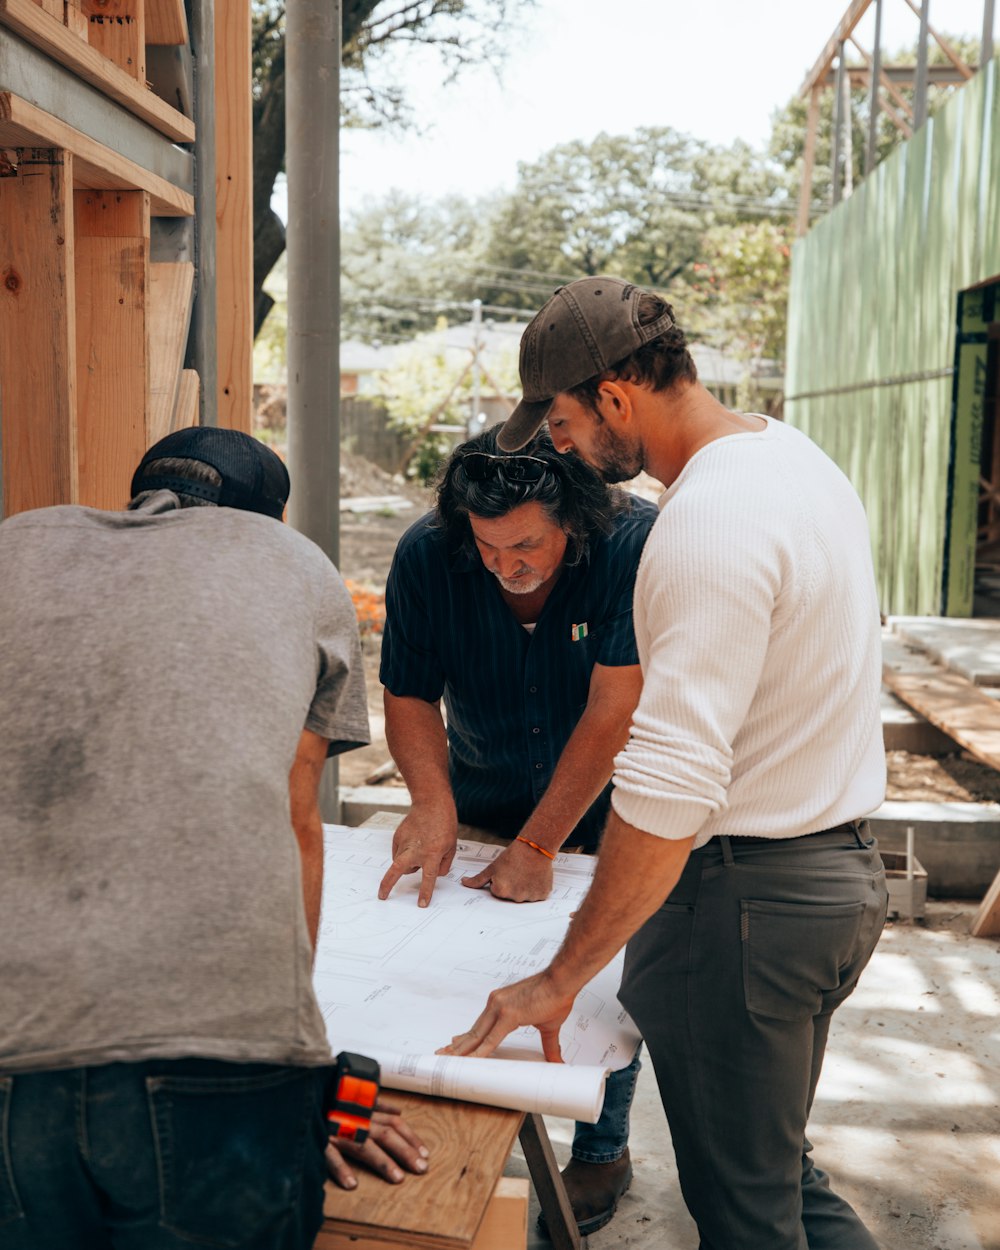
[286, 0, 341, 820]
[468, 298, 483, 438]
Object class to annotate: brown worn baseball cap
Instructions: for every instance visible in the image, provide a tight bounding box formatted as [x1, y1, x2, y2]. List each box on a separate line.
[497, 276, 674, 451]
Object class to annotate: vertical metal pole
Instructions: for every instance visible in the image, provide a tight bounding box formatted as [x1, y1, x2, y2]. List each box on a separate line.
[983, 0, 995, 67]
[866, 0, 884, 175]
[286, 0, 342, 820]
[797, 85, 821, 236]
[832, 42, 846, 206]
[914, 0, 930, 130]
[469, 298, 482, 438]
[842, 63, 854, 197]
[189, 0, 218, 426]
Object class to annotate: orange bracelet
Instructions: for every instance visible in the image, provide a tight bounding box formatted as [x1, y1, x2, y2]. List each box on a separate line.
[516, 835, 556, 861]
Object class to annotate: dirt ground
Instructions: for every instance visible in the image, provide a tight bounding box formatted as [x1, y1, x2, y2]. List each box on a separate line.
[336, 456, 1000, 806]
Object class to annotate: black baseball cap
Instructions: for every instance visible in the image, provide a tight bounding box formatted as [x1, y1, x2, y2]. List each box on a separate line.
[130, 427, 290, 520]
[497, 277, 675, 452]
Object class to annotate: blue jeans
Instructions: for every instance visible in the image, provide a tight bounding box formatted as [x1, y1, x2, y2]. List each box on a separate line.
[0, 1059, 330, 1250]
[571, 1046, 642, 1162]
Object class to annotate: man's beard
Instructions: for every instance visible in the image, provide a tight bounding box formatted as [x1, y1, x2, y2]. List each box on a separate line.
[592, 421, 643, 483]
[492, 569, 546, 595]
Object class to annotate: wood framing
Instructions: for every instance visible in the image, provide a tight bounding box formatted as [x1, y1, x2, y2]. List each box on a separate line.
[73, 188, 150, 510]
[0, 92, 193, 215]
[0, 0, 194, 140]
[145, 0, 188, 46]
[213, 0, 252, 433]
[176, 368, 200, 428]
[147, 260, 194, 444]
[0, 148, 77, 512]
[971, 867, 1000, 937]
[81, 0, 145, 84]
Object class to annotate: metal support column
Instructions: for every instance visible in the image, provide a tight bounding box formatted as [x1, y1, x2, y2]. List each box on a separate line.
[831, 41, 846, 206]
[983, 0, 995, 66]
[286, 0, 342, 820]
[189, 0, 218, 426]
[914, 0, 930, 129]
[865, 0, 883, 175]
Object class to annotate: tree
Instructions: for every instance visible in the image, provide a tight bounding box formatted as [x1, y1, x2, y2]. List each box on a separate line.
[252, 0, 530, 335]
[477, 128, 789, 315]
[341, 190, 492, 341]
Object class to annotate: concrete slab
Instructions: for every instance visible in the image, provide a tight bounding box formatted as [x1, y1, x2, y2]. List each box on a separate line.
[508, 902, 1000, 1250]
[889, 616, 1000, 688]
[870, 802, 1000, 897]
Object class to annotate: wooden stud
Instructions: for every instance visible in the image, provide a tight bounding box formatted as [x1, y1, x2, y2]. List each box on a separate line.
[0, 0, 194, 141]
[34, 0, 61, 19]
[0, 93, 193, 215]
[175, 368, 200, 428]
[147, 260, 194, 444]
[82, 0, 144, 83]
[145, 0, 187, 46]
[0, 147, 77, 514]
[73, 188, 149, 510]
[213, 0, 253, 432]
[64, 0, 88, 39]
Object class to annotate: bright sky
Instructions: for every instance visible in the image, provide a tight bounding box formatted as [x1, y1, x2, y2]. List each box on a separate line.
[319, 0, 993, 216]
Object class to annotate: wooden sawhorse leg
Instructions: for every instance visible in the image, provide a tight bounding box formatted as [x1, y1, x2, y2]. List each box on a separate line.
[518, 1113, 581, 1250]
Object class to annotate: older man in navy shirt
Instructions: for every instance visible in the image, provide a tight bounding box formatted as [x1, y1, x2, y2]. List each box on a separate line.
[377, 426, 656, 1235]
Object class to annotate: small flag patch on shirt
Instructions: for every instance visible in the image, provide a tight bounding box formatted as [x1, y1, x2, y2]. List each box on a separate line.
[570, 622, 588, 642]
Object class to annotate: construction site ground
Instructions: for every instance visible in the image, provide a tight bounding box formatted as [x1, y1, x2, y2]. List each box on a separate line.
[338, 459, 1000, 1249]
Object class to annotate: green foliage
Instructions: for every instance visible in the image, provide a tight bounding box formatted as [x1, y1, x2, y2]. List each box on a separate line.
[378, 325, 520, 481]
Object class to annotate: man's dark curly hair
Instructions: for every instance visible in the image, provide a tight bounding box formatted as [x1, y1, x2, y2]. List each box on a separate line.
[566, 292, 697, 415]
[435, 426, 629, 566]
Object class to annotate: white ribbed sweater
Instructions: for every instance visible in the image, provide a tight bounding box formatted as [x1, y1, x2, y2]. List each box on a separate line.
[611, 416, 887, 846]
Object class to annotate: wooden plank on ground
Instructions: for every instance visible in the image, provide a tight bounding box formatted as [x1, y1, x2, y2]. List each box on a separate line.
[883, 651, 1000, 773]
[145, 0, 187, 45]
[74, 188, 149, 510]
[175, 368, 200, 428]
[81, 0, 144, 82]
[213, 0, 253, 432]
[970, 868, 1000, 938]
[316, 1090, 524, 1250]
[0, 148, 77, 513]
[0, 0, 193, 140]
[147, 260, 194, 445]
[0, 93, 192, 215]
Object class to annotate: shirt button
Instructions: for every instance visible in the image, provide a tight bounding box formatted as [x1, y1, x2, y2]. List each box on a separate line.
[535, 763, 543, 770]
[532, 727, 541, 734]
[529, 686, 538, 693]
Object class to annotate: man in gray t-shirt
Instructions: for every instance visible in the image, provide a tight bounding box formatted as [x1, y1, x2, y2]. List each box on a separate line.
[0, 429, 418, 1250]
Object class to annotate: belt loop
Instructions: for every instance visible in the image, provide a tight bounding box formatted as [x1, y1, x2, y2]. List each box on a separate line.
[851, 819, 867, 848]
[718, 835, 735, 866]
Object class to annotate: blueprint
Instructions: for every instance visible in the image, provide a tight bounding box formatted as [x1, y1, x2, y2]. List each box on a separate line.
[312, 825, 642, 1120]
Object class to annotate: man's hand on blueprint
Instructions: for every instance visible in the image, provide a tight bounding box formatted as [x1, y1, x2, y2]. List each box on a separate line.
[377, 805, 458, 907]
[325, 1100, 431, 1189]
[460, 838, 554, 902]
[438, 969, 579, 1062]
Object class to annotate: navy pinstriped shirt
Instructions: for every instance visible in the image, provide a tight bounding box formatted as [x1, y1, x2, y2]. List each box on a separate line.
[380, 496, 658, 848]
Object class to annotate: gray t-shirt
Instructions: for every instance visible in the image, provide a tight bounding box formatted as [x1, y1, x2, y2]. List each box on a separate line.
[0, 494, 370, 1073]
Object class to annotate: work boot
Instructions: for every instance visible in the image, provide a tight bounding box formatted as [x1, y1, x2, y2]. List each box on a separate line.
[538, 1149, 633, 1237]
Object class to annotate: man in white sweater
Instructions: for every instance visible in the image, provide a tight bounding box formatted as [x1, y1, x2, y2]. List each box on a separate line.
[443, 277, 889, 1249]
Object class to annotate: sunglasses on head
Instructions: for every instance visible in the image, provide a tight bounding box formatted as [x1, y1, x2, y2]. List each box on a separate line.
[457, 452, 557, 483]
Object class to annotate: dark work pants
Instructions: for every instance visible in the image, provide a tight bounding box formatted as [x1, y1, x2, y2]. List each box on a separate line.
[0, 1060, 330, 1250]
[619, 824, 889, 1250]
